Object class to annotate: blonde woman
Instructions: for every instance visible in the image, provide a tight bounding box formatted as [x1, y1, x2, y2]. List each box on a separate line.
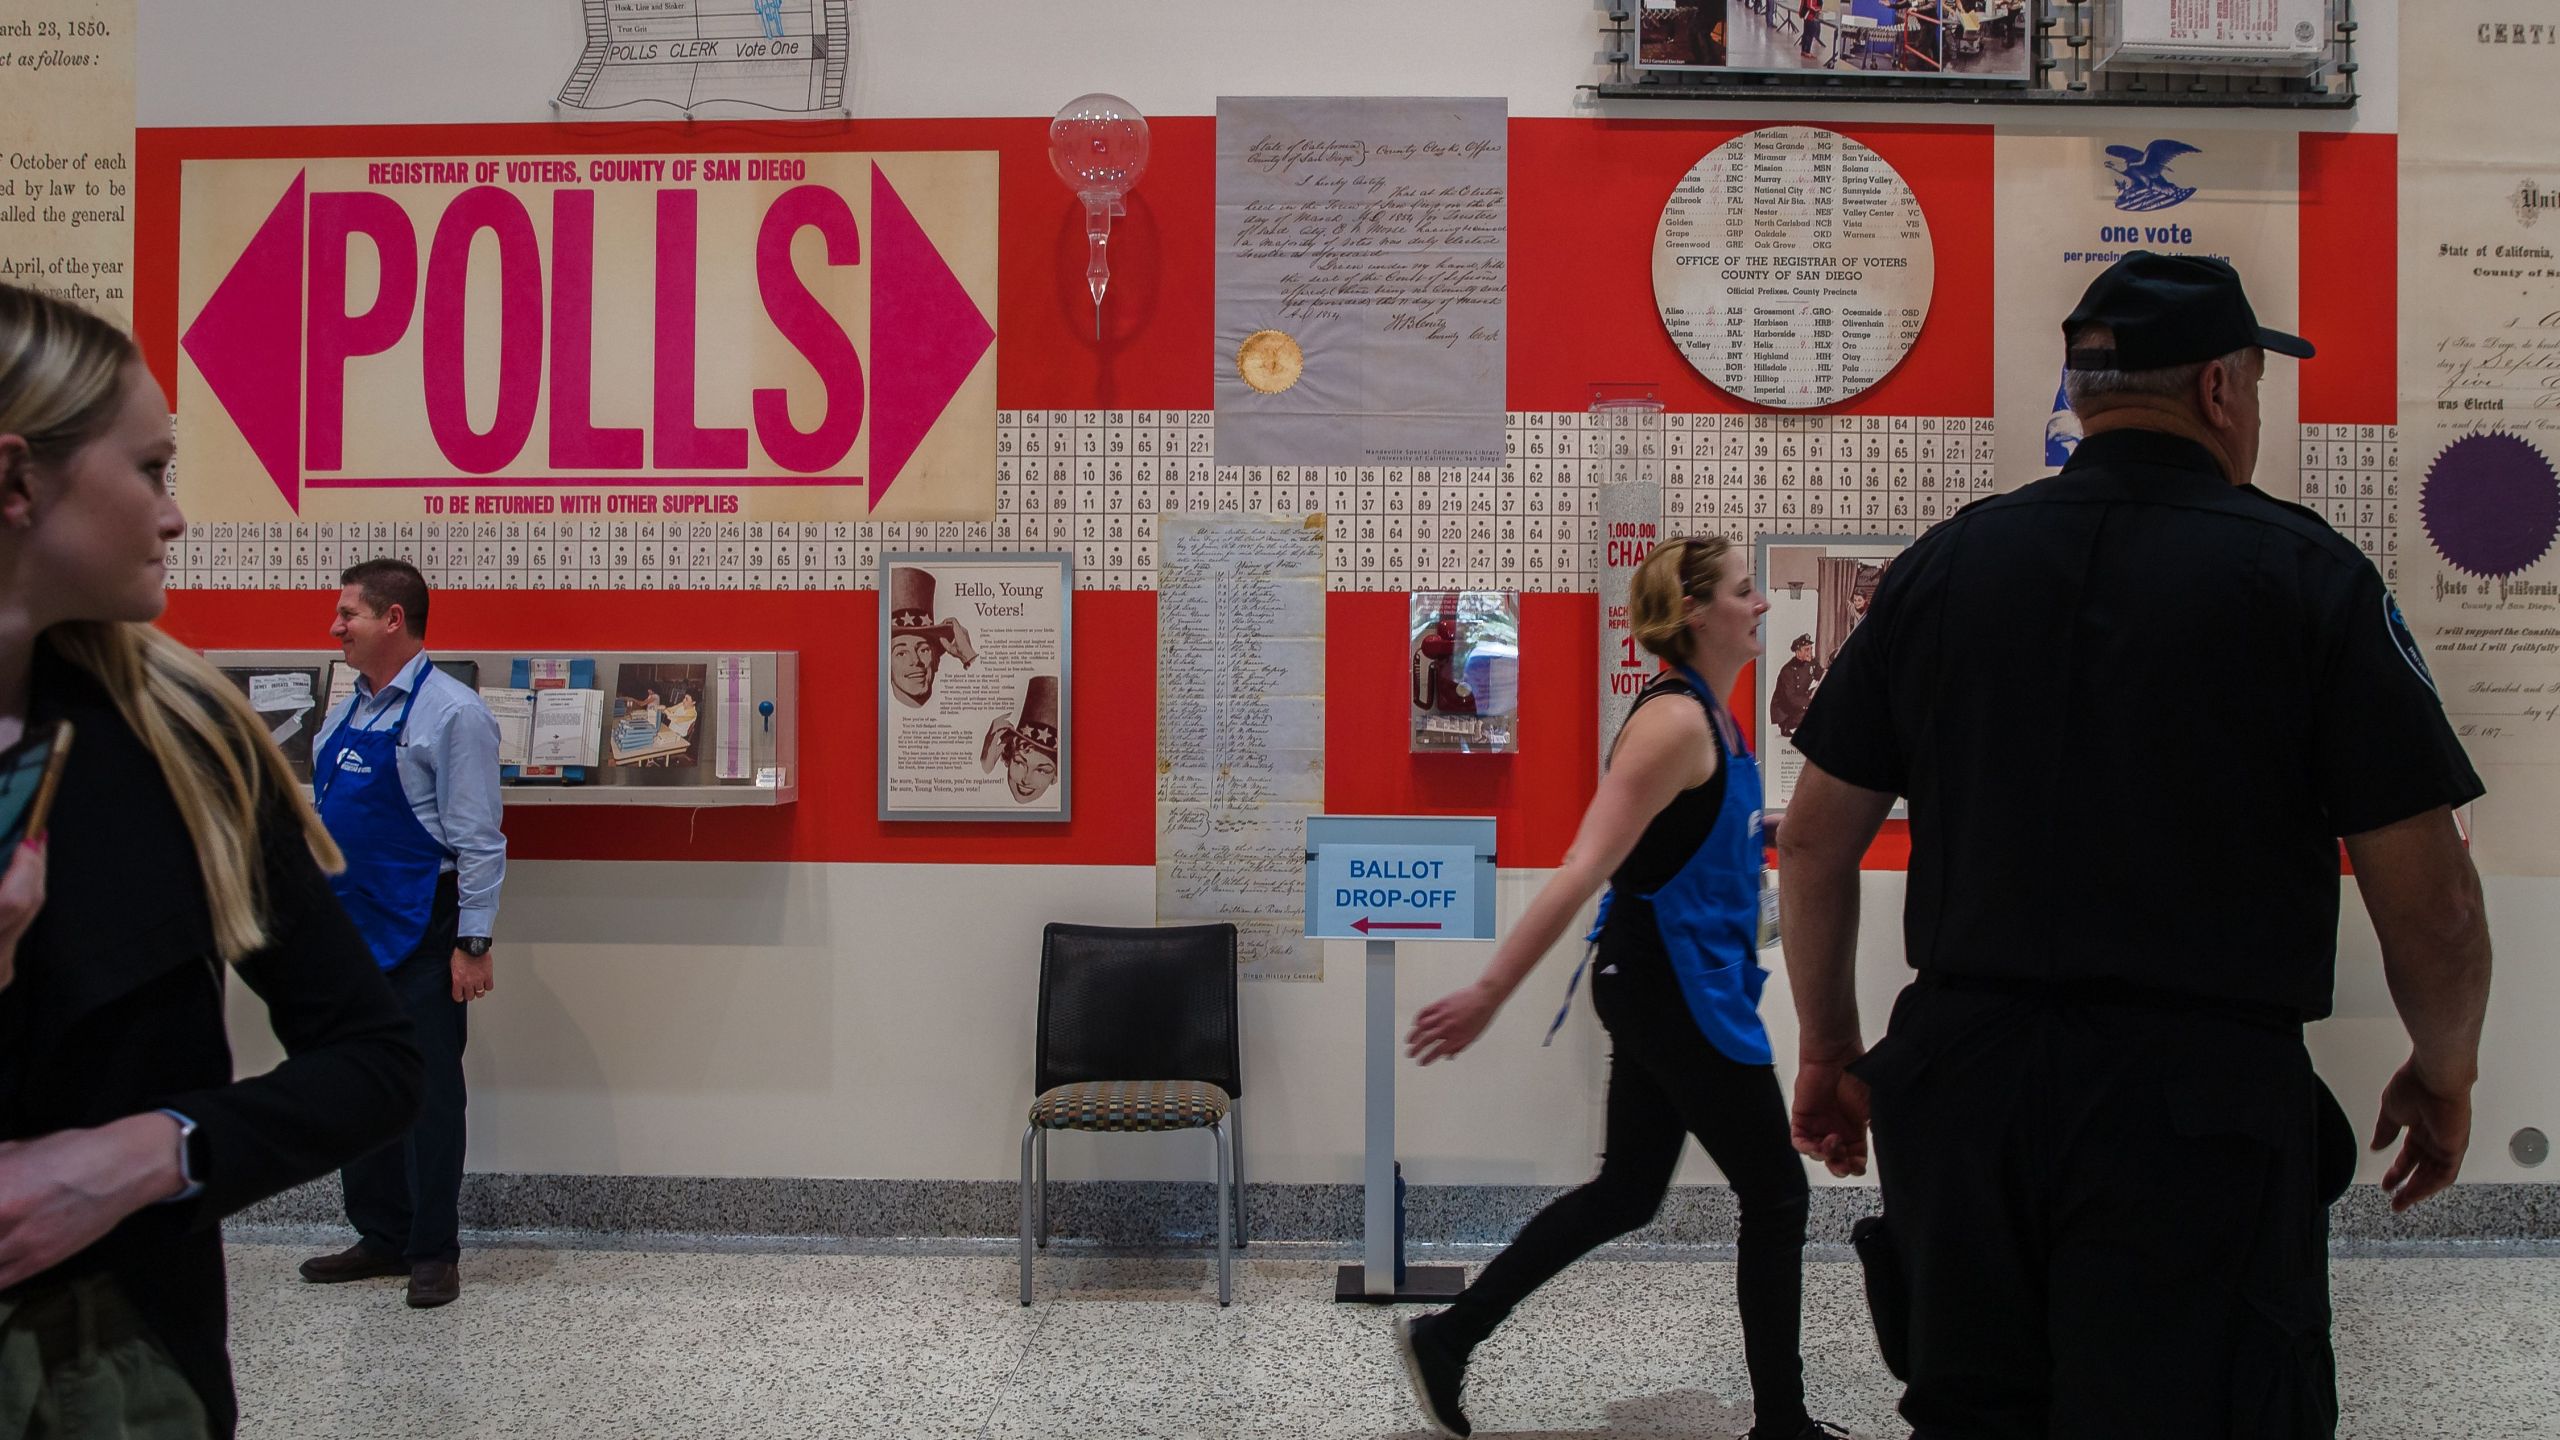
[0, 285, 422, 1438]
[1395, 535, 1843, 1440]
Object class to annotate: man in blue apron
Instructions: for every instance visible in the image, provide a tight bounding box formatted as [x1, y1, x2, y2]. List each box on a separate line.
[298, 559, 508, 1310]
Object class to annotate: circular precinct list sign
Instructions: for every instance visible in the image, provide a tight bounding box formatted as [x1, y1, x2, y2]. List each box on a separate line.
[1652, 126, 1934, 410]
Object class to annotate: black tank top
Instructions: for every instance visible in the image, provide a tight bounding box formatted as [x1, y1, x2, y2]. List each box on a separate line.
[1608, 672, 1727, 894]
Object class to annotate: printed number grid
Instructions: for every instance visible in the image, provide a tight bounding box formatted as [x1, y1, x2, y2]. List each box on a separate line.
[163, 416, 2376, 592]
[2297, 422, 2399, 584]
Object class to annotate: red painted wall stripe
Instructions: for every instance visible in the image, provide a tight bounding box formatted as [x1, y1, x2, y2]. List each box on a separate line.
[1322, 592, 1907, 870]
[1508, 118, 1996, 417]
[158, 589, 1157, 866]
[136, 116, 2026, 872]
[2298, 131, 2396, 426]
[1323, 591, 1599, 870]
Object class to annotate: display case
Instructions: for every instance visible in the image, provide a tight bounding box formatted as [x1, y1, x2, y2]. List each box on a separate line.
[205, 649, 800, 807]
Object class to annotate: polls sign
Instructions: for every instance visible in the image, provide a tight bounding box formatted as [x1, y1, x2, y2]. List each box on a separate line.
[175, 152, 996, 523]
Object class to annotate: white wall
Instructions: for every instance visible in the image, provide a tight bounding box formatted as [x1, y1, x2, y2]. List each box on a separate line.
[227, 862, 2558, 1188]
[170, 0, 2553, 1192]
[136, 0, 2399, 131]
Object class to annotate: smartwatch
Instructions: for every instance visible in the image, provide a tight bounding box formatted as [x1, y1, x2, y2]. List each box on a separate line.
[460, 936, 492, 957]
[156, 1108, 206, 1203]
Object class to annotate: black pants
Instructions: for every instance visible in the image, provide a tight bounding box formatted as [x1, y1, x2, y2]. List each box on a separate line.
[341, 877, 467, 1266]
[1442, 951, 1813, 1436]
[1852, 982, 2345, 1440]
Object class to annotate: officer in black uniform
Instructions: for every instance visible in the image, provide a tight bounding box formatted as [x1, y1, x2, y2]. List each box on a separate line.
[1774, 251, 2494, 1439]
[1772, 634, 1821, 737]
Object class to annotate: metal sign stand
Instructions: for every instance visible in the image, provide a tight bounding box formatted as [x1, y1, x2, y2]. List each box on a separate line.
[1305, 814, 1498, 1304]
[1335, 935, 1469, 1302]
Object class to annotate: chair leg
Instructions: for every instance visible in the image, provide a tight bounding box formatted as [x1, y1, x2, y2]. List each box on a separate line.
[1229, 1099, 1248, 1249]
[1211, 1119, 1233, 1307]
[1018, 1124, 1038, 1306]
[1035, 1129, 1050, 1248]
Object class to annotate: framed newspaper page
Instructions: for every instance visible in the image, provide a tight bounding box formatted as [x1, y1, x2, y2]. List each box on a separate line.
[879, 552, 1072, 822]
[1756, 532, 1913, 815]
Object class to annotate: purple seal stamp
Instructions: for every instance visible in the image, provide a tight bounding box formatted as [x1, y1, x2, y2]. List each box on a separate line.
[2422, 432, 2560, 579]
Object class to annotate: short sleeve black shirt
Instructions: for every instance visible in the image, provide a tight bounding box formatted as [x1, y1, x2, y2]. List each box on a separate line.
[1790, 428, 2484, 1020]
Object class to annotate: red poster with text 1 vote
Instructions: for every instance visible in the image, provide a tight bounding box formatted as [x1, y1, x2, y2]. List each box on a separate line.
[175, 152, 996, 524]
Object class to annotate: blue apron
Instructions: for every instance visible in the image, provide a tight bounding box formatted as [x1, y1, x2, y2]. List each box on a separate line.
[316, 667, 447, 971]
[1548, 663, 1773, 1065]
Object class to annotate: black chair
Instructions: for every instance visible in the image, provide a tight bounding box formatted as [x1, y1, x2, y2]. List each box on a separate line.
[1019, 922, 1244, 1305]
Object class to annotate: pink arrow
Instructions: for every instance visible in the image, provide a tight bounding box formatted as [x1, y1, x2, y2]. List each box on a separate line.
[181, 171, 306, 512]
[1352, 918, 1443, 934]
[869, 161, 993, 510]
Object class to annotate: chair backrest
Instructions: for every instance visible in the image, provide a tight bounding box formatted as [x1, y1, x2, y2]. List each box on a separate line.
[1035, 922, 1241, 1099]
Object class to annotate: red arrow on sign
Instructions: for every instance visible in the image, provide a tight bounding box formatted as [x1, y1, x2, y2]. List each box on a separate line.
[1352, 918, 1443, 934]
[869, 161, 993, 510]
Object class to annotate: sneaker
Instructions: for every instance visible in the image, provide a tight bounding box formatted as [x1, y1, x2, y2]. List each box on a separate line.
[1395, 1313, 1473, 1439]
[1745, 1421, 1854, 1440]
[297, 1243, 406, 1284]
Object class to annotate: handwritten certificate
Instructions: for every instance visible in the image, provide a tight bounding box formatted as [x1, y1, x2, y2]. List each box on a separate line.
[2398, 0, 2560, 872]
[1156, 517, 1328, 980]
[1214, 96, 1507, 469]
[1652, 127, 1932, 411]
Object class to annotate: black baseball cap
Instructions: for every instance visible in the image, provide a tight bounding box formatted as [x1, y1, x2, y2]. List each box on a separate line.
[2061, 251, 2313, 371]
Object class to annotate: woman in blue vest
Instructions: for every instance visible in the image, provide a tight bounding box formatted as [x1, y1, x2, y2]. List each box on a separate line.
[1395, 535, 1843, 1440]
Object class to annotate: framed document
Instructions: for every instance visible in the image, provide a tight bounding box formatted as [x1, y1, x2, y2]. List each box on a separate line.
[1755, 533, 1914, 813]
[879, 552, 1072, 822]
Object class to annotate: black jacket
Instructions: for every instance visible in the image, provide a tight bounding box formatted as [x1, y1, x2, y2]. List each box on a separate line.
[0, 644, 423, 1436]
[1771, 654, 1821, 737]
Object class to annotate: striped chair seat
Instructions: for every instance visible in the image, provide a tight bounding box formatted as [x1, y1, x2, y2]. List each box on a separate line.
[1030, 1080, 1231, 1133]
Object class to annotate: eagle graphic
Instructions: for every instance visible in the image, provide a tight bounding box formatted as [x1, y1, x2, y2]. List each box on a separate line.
[2105, 140, 2201, 213]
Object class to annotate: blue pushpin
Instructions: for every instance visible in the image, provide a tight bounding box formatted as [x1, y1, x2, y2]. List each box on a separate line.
[758, 699, 775, 734]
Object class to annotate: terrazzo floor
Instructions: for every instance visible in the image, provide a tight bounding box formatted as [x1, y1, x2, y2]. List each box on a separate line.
[222, 1235, 2560, 1439]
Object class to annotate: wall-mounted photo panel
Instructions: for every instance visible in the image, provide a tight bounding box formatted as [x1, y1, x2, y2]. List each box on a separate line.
[1756, 533, 1914, 812]
[1639, 0, 2034, 83]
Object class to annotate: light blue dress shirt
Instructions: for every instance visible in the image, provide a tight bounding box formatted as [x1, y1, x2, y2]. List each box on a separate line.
[312, 651, 508, 939]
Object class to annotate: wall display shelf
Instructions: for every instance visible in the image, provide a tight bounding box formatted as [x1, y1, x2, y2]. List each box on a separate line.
[205, 650, 800, 808]
[1587, 0, 2359, 107]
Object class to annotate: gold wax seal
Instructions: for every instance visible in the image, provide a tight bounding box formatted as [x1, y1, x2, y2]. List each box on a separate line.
[1236, 329, 1304, 395]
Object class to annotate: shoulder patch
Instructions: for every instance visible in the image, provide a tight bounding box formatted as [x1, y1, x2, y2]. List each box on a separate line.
[2384, 590, 2437, 693]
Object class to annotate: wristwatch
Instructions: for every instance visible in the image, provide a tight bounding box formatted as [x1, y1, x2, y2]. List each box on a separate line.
[460, 936, 492, 957]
